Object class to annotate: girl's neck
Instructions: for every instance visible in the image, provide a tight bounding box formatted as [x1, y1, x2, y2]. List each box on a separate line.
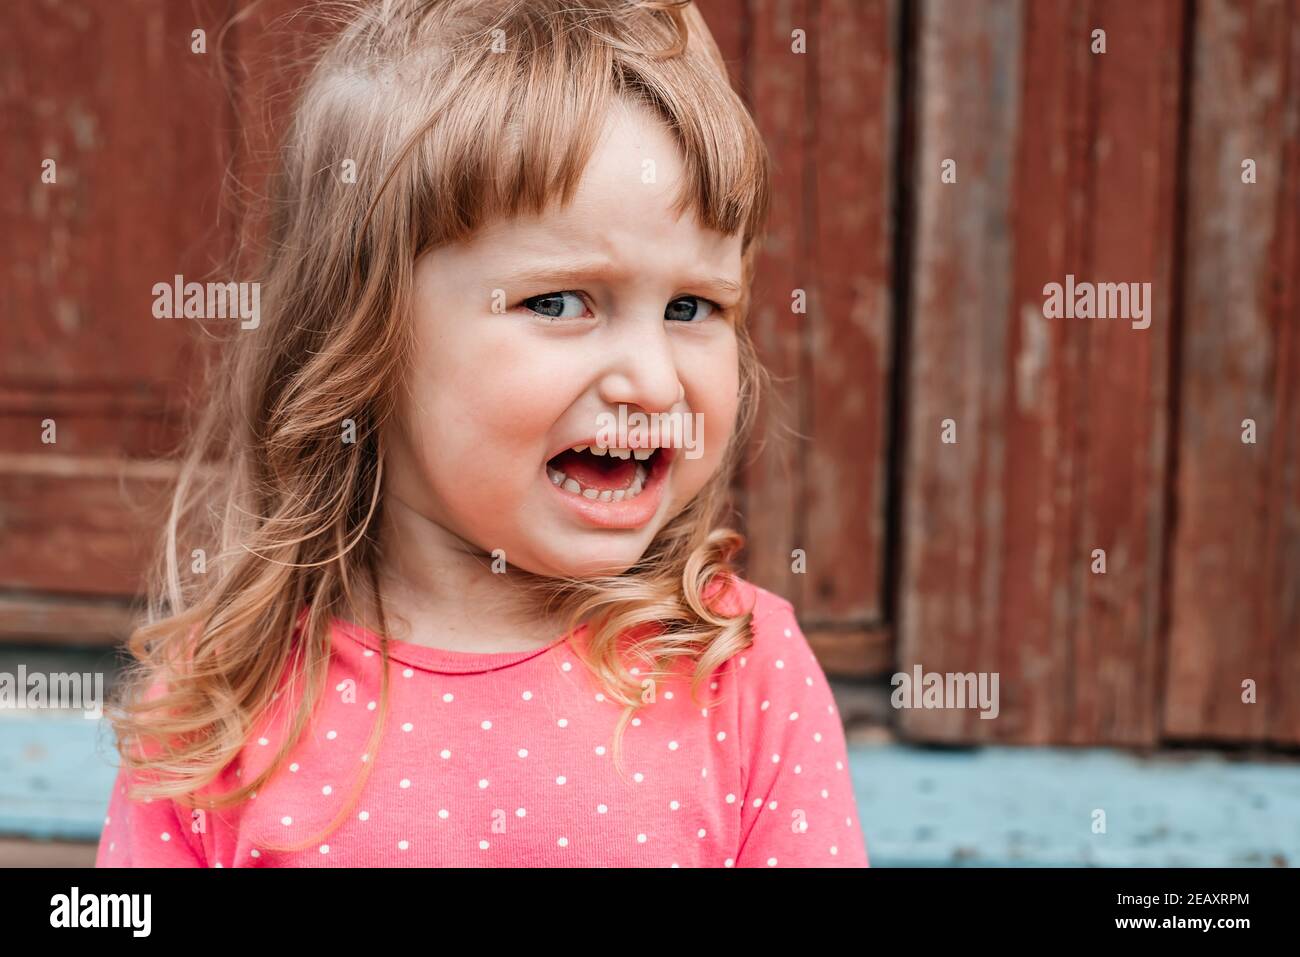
[355, 495, 568, 654]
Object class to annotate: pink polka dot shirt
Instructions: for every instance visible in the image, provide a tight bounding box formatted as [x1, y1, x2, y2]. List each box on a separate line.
[95, 578, 869, 867]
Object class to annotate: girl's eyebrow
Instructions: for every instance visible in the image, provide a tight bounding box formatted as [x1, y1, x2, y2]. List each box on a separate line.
[499, 259, 742, 298]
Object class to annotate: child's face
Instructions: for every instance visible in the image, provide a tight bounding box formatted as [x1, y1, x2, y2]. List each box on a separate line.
[387, 101, 744, 578]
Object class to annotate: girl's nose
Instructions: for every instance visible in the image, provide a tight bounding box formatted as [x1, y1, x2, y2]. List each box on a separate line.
[596, 322, 685, 414]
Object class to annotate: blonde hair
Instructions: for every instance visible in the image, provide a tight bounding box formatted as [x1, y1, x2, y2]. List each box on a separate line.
[107, 0, 772, 855]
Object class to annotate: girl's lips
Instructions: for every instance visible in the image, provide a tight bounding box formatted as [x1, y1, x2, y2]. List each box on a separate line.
[542, 447, 675, 529]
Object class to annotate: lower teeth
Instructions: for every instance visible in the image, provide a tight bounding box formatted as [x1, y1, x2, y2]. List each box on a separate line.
[547, 463, 648, 500]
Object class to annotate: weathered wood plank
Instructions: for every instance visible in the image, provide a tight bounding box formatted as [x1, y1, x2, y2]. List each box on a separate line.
[899, 0, 1182, 745]
[803, 0, 896, 630]
[1165, 0, 1300, 746]
[1, 0, 234, 597]
[740, 0, 812, 612]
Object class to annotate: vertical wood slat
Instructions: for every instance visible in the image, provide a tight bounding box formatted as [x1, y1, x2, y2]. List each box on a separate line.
[740, 0, 897, 658]
[804, 0, 896, 628]
[0, 0, 235, 598]
[740, 0, 812, 613]
[899, 0, 1183, 745]
[1165, 0, 1300, 746]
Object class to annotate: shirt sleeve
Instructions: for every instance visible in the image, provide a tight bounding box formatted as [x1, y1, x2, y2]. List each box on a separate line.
[732, 592, 869, 868]
[95, 764, 207, 867]
[95, 677, 207, 868]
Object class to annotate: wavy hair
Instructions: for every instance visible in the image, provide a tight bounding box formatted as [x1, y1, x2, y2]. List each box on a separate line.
[106, 0, 773, 854]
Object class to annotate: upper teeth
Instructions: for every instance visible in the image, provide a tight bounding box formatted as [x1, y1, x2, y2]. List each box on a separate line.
[572, 445, 655, 460]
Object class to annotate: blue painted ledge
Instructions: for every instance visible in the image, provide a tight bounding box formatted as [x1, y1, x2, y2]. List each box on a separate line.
[3, 714, 1298, 865]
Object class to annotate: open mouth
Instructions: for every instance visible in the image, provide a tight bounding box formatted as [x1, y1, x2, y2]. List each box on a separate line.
[545, 444, 665, 502]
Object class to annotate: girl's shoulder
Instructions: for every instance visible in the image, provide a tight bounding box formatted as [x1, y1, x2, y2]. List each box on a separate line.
[702, 572, 795, 627]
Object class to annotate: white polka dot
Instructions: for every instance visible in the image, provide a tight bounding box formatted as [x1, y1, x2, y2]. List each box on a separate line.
[522, 691, 533, 700]
[361, 754, 369, 763]
[438, 809, 449, 819]
[398, 840, 409, 850]
[775, 659, 784, 669]
[562, 662, 572, 672]
[281, 816, 292, 826]
[831, 846, 839, 855]
[789, 712, 799, 721]
[359, 811, 369, 821]
[558, 837, 569, 847]
[479, 840, 490, 850]
[633, 772, 644, 783]
[363, 649, 374, 657]
[402, 668, 413, 678]
[795, 765, 802, 774]
[289, 763, 299, 772]
[753, 798, 763, 807]
[558, 718, 568, 728]
[326, 730, 337, 740]
[442, 693, 454, 702]
[257, 737, 269, 746]
[322, 785, 332, 795]
[516, 808, 526, 817]
[595, 745, 606, 755]
[440, 749, 451, 759]
[160, 832, 171, 842]
[518, 749, 528, 758]
[821, 789, 829, 798]
[631, 717, 641, 726]
[814, 732, 823, 742]
[319, 845, 329, 854]
[761, 700, 770, 711]
[400, 778, 411, 788]
[716, 731, 726, 742]
[597, 804, 608, 814]
[250, 849, 260, 858]
[767, 857, 778, 866]
[556, 776, 566, 785]
[784, 628, 792, 637]
[401, 722, 413, 732]
[768, 800, 778, 810]
[725, 793, 736, 803]
[637, 834, 647, 843]
[772, 753, 781, 763]
[725, 858, 735, 867]
[670, 801, 680, 810]
[665, 690, 674, 699]
[595, 693, 605, 702]
[668, 741, 679, 750]
[481, 720, 492, 730]
[710, 681, 718, 690]
[697, 828, 706, 838]
[367, 701, 376, 711]
[478, 779, 489, 788]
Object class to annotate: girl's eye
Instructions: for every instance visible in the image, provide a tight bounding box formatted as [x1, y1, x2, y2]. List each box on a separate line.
[521, 291, 588, 320]
[665, 296, 718, 323]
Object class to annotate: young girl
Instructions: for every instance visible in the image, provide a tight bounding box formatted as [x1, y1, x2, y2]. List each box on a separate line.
[95, 0, 869, 868]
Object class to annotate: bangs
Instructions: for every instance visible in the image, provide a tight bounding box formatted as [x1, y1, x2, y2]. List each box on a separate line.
[399, 0, 771, 253]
